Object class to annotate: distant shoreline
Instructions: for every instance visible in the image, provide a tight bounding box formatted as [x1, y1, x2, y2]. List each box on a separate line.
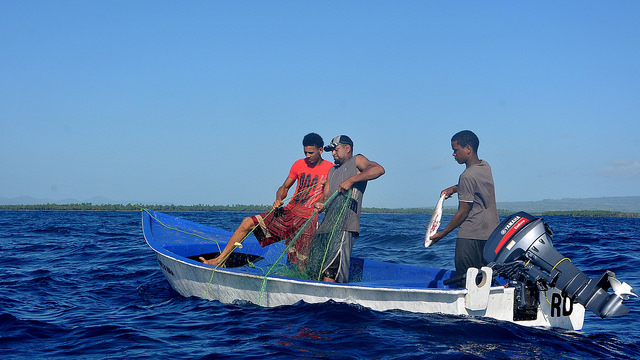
[0, 203, 639, 218]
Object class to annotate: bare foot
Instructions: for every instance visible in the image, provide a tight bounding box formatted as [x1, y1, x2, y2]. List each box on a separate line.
[199, 256, 224, 267]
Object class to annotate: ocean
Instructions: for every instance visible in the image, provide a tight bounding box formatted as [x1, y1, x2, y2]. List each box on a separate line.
[1, 210, 639, 359]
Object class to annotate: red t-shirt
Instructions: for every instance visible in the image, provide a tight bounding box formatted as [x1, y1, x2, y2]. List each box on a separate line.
[285, 158, 334, 218]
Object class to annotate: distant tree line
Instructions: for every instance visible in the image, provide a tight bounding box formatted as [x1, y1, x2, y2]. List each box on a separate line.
[1, 203, 638, 218]
[539, 210, 640, 218]
[0, 203, 455, 214]
[361, 208, 517, 216]
[0, 203, 271, 212]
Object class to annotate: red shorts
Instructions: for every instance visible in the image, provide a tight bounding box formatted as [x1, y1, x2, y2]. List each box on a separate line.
[251, 208, 317, 265]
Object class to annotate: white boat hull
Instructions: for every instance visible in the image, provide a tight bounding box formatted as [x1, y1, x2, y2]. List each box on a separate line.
[153, 250, 585, 330]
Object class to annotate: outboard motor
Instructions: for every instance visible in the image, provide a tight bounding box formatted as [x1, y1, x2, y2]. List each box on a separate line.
[485, 212, 636, 319]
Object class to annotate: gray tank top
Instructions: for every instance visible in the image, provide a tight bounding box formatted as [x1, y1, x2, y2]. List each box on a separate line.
[328, 155, 367, 234]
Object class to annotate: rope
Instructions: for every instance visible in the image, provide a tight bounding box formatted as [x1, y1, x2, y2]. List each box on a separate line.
[141, 208, 223, 253]
[257, 190, 342, 305]
[205, 181, 324, 267]
[256, 211, 318, 305]
[315, 189, 353, 281]
[202, 181, 325, 298]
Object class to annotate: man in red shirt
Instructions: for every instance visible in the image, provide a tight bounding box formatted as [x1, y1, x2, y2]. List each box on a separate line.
[200, 133, 333, 267]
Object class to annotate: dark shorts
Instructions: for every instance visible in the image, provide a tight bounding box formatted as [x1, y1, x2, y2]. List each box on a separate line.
[251, 208, 317, 265]
[321, 231, 356, 283]
[455, 238, 487, 282]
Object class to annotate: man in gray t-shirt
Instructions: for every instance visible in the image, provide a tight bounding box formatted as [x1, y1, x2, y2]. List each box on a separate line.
[429, 130, 499, 285]
[314, 135, 385, 283]
[457, 161, 499, 240]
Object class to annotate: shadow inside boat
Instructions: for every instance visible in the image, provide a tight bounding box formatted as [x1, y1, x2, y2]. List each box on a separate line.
[188, 252, 264, 268]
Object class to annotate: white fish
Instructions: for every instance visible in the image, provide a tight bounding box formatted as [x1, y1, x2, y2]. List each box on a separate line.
[425, 194, 446, 248]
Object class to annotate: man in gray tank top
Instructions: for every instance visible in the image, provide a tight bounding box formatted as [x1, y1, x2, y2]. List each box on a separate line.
[429, 130, 499, 287]
[314, 135, 385, 283]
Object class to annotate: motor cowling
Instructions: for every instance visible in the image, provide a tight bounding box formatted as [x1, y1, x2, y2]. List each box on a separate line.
[485, 212, 634, 318]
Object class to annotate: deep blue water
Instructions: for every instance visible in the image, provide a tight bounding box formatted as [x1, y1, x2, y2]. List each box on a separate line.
[1, 210, 639, 359]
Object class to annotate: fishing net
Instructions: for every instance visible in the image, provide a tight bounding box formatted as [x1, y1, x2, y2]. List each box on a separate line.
[304, 189, 355, 280]
[269, 189, 354, 279]
[252, 189, 354, 304]
[191, 188, 355, 304]
[261, 189, 354, 281]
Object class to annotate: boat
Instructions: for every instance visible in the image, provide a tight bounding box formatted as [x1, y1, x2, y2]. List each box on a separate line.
[142, 210, 635, 330]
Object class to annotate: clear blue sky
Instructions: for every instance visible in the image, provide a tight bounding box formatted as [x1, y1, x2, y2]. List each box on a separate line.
[2, 1, 639, 208]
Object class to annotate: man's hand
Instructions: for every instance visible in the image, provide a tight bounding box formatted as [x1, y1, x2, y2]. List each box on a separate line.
[339, 179, 354, 193]
[429, 231, 445, 245]
[272, 199, 284, 210]
[441, 185, 458, 199]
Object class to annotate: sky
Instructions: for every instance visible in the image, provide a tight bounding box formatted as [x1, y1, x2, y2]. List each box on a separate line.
[1, 1, 639, 208]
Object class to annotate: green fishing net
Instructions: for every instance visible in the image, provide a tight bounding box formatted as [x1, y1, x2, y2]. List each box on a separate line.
[304, 189, 354, 281]
[264, 189, 354, 282]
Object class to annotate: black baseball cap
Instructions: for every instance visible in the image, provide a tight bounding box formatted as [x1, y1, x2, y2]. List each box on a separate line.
[324, 135, 353, 151]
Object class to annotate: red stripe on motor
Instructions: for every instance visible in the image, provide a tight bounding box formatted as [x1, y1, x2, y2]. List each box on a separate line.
[494, 218, 530, 254]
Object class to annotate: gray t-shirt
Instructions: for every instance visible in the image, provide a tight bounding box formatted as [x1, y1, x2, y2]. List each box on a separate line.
[328, 155, 366, 234]
[457, 160, 499, 240]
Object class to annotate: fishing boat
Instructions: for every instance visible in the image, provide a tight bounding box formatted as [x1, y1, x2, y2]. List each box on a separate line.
[142, 210, 630, 331]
